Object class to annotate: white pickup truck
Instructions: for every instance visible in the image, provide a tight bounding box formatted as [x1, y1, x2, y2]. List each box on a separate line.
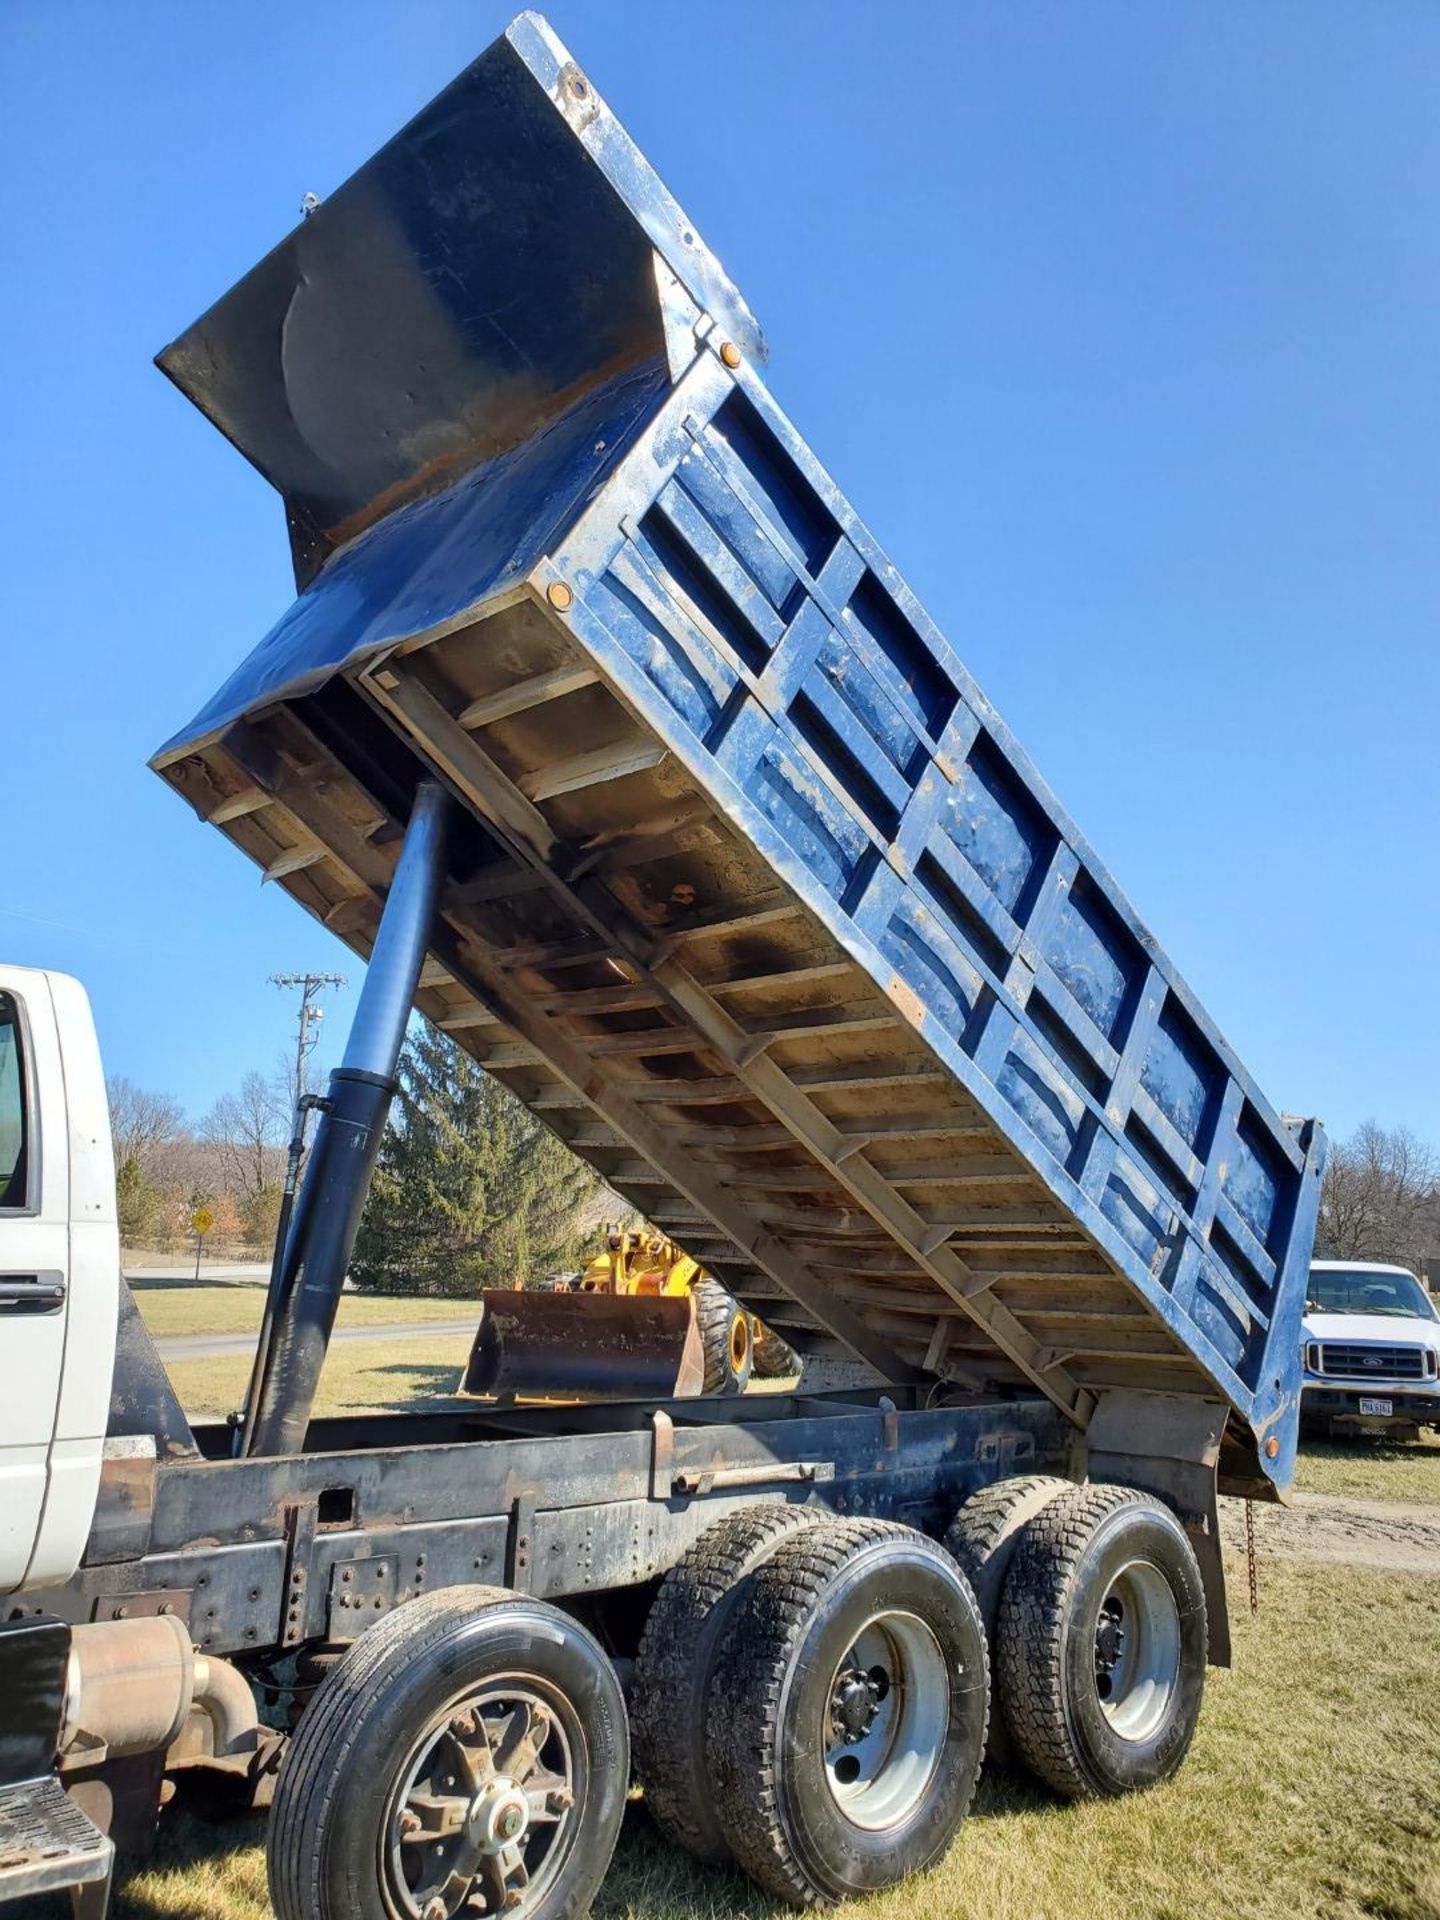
[1301, 1260, 1440, 1440]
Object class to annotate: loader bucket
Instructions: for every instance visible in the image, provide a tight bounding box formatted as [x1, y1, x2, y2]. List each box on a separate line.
[462, 1289, 705, 1402]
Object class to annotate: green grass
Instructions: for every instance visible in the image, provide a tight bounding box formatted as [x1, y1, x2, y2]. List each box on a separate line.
[130, 1281, 479, 1340]
[1295, 1428, 1440, 1505]
[164, 1333, 475, 1420]
[40, 1556, 1440, 1920]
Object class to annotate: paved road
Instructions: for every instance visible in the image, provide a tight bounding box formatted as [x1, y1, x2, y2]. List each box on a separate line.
[155, 1319, 478, 1361]
[127, 1264, 270, 1287]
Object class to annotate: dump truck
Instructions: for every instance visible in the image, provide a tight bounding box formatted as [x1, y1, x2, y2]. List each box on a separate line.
[0, 15, 1326, 1919]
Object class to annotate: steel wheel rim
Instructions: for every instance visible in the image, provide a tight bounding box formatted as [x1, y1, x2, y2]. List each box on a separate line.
[380, 1672, 583, 1920]
[729, 1313, 751, 1374]
[1092, 1558, 1181, 1741]
[822, 1609, 949, 1831]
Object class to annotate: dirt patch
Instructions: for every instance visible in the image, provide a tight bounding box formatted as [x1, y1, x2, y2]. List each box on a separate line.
[1221, 1490, 1440, 1576]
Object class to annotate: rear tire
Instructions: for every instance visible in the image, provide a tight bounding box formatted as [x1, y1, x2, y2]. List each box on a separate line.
[996, 1484, 1206, 1800]
[705, 1518, 989, 1906]
[942, 1475, 1073, 1766]
[631, 1504, 828, 1863]
[751, 1317, 803, 1380]
[942, 1475, 1074, 1639]
[694, 1278, 752, 1395]
[269, 1587, 627, 1920]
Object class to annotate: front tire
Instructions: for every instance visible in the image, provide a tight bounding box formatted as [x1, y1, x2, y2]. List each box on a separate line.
[269, 1588, 628, 1920]
[705, 1518, 989, 1906]
[694, 1279, 752, 1395]
[996, 1484, 1207, 1800]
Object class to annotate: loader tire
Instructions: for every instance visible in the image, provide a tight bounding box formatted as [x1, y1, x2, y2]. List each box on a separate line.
[269, 1586, 627, 1920]
[705, 1517, 989, 1906]
[631, 1503, 829, 1864]
[751, 1317, 803, 1380]
[996, 1483, 1207, 1800]
[942, 1475, 1073, 1768]
[694, 1278, 752, 1395]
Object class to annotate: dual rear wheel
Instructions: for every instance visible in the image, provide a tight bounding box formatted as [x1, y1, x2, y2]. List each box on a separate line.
[995, 1483, 1208, 1797]
[633, 1511, 989, 1905]
[636, 1485, 1208, 1903]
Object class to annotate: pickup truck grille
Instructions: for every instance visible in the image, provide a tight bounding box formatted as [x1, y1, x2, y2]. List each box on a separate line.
[1314, 1342, 1435, 1381]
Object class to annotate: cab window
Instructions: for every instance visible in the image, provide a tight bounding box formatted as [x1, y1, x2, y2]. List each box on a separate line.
[0, 993, 29, 1210]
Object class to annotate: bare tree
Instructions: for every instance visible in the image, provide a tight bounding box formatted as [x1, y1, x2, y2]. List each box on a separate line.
[200, 1071, 287, 1203]
[270, 1048, 322, 1124]
[107, 1077, 184, 1172]
[1317, 1121, 1440, 1275]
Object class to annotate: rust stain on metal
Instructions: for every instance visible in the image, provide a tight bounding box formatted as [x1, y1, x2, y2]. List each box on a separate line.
[887, 975, 926, 1028]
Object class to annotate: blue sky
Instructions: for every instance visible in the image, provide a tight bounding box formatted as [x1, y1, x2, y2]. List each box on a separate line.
[2, 2, 1435, 1144]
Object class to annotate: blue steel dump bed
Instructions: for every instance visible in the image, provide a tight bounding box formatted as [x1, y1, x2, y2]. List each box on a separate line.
[154, 13, 1324, 1493]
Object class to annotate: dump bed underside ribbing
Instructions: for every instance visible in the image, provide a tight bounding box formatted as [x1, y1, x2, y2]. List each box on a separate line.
[160, 609, 1231, 1436]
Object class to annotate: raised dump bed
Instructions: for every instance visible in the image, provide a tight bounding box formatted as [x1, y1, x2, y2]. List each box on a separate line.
[153, 12, 1324, 1494]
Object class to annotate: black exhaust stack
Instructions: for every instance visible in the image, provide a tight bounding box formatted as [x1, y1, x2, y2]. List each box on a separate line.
[241, 781, 449, 1457]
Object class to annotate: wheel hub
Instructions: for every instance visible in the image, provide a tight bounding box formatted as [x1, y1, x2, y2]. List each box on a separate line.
[467, 1778, 530, 1855]
[386, 1683, 579, 1920]
[1094, 1598, 1126, 1679]
[830, 1664, 889, 1743]
[1092, 1560, 1183, 1740]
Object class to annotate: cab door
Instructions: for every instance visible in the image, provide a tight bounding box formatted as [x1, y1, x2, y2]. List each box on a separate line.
[0, 973, 71, 1592]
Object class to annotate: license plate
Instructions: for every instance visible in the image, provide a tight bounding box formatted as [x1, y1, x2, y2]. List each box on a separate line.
[1358, 1397, 1393, 1416]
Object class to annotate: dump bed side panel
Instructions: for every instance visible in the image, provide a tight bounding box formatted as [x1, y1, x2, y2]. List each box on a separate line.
[540, 345, 1325, 1471]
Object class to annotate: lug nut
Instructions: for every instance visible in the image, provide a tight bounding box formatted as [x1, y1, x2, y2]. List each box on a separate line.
[546, 1786, 574, 1814]
[450, 1710, 477, 1739]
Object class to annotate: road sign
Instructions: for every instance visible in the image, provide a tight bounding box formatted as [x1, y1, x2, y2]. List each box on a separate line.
[192, 1205, 215, 1238]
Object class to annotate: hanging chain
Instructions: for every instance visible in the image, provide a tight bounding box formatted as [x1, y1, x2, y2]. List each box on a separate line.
[1244, 1498, 1259, 1614]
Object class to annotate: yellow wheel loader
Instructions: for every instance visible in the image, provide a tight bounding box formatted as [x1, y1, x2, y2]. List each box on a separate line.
[460, 1228, 801, 1402]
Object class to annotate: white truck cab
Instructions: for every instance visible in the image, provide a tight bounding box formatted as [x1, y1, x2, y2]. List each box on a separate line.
[1301, 1259, 1440, 1440]
[0, 967, 118, 1594]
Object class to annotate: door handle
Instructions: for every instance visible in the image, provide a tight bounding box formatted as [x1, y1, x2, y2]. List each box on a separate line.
[0, 1272, 66, 1312]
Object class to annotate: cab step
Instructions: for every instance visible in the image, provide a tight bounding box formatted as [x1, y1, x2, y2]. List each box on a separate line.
[0, 1774, 113, 1917]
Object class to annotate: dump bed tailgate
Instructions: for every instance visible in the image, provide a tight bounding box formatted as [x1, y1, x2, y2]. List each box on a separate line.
[153, 13, 1324, 1494]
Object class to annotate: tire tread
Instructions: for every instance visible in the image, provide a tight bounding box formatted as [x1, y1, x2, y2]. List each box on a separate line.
[693, 1278, 750, 1395]
[996, 1483, 1205, 1800]
[705, 1518, 988, 1907]
[631, 1503, 829, 1863]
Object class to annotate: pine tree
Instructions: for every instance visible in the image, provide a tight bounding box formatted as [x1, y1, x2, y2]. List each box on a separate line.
[115, 1157, 160, 1245]
[351, 1022, 600, 1296]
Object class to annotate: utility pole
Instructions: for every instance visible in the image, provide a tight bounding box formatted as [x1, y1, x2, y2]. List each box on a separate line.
[243, 971, 347, 1451]
[270, 972, 346, 1111]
